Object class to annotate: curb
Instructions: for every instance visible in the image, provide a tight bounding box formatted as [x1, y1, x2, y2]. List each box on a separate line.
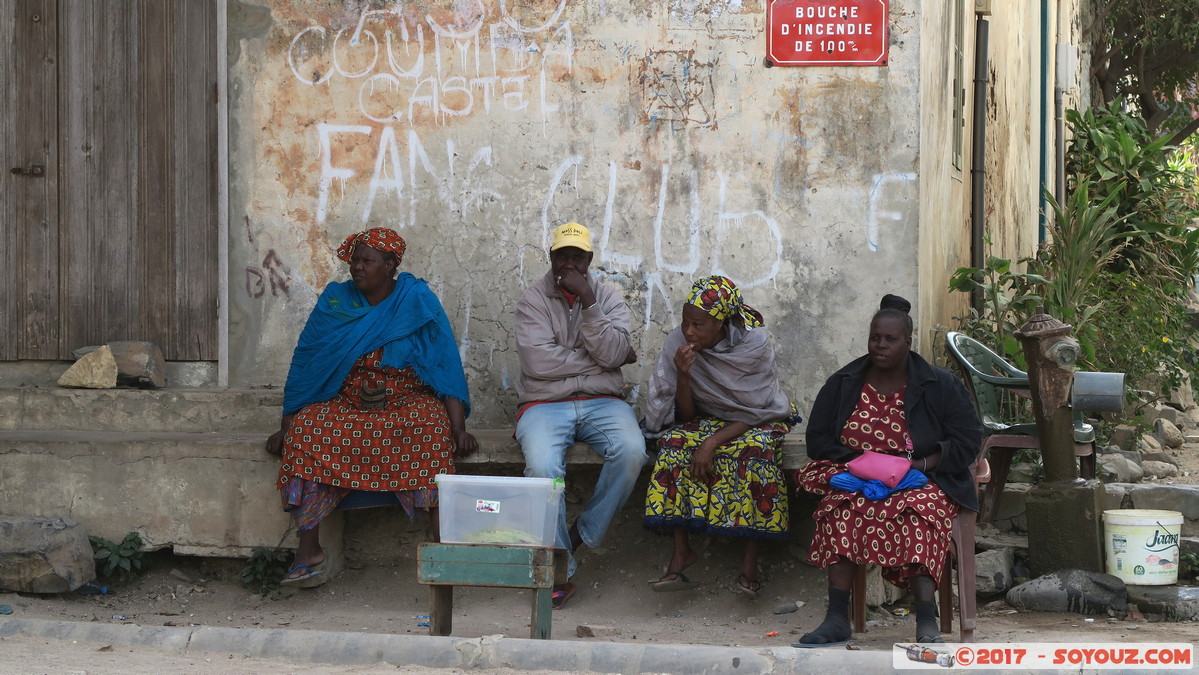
[0, 617, 893, 673]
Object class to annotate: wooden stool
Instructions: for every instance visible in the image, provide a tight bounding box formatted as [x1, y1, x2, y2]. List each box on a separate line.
[416, 543, 564, 639]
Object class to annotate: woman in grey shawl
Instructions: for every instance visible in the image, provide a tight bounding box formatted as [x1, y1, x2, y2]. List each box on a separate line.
[643, 275, 798, 598]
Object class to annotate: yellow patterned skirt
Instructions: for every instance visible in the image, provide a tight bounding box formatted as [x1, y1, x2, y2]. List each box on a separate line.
[643, 407, 797, 540]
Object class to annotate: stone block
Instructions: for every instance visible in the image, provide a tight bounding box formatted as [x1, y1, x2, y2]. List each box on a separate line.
[992, 483, 1032, 534]
[1098, 454, 1143, 484]
[1141, 461, 1179, 479]
[57, 346, 117, 389]
[0, 516, 96, 593]
[1168, 375, 1195, 412]
[107, 341, 167, 389]
[1007, 462, 1040, 484]
[576, 624, 622, 637]
[1136, 435, 1162, 454]
[1154, 419, 1185, 449]
[1025, 480, 1105, 577]
[1006, 569, 1127, 615]
[1141, 405, 1164, 429]
[975, 528, 1028, 555]
[975, 547, 1015, 596]
[1103, 483, 1131, 511]
[1109, 425, 1137, 452]
[1126, 585, 1199, 621]
[1160, 405, 1184, 427]
[1128, 485, 1199, 521]
[861, 563, 906, 607]
[1140, 451, 1179, 467]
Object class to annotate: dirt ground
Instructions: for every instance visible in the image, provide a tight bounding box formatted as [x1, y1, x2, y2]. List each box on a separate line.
[4, 476, 1199, 675]
[4, 439, 1199, 674]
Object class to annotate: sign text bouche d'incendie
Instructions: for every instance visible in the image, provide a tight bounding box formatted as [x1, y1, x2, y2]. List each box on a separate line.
[766, 0, 889, 67]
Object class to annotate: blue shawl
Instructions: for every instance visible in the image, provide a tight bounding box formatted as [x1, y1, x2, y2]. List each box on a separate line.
[282, 274, 471, 416]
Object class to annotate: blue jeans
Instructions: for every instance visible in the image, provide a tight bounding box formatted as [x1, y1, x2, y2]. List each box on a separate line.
[516, 398, 648, 577]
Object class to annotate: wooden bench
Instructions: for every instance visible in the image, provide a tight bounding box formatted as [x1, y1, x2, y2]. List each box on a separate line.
[460, 428, 810, 470]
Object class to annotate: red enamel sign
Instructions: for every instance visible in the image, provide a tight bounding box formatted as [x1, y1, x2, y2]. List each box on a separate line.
[766, 0, 889, 67]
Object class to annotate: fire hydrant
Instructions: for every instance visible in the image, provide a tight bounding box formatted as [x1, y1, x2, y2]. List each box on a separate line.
[1015, 307, 1105, 575]
[1014, 309, 1081, 482]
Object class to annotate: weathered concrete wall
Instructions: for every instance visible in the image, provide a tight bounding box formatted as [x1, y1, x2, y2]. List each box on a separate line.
[226, 0, 927, 427]
[224, 1, 1087, 425]
[916, 0, 970, 355]
[976, 0, 1093, 303]
[915, 0, 1093, 357]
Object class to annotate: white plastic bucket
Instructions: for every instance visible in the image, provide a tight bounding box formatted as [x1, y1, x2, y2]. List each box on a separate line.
[1102, 509, 1183, 585]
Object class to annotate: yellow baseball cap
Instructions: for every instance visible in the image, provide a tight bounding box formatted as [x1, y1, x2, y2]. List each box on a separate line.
[550, 222, 592, 252]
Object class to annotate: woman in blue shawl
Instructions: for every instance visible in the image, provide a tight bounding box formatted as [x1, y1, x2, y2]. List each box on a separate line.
[265, 228, 476, 586]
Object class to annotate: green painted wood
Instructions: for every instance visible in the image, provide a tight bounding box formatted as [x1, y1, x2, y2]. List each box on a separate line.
[429, 586, 452, 636]
[418, 560, 555, 588]
[531, 588, 552, 639]
[418, 543, 553, 566]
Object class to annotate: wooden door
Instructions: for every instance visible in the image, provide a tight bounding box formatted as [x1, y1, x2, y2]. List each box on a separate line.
[1, 0, 59, 359]
[1, 0, 217, 361]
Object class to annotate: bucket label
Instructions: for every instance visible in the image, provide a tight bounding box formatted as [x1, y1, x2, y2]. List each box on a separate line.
[1111, 535, 1127, 554]
[1144, 524, 1180, 553]
[475, 499, 501, 514]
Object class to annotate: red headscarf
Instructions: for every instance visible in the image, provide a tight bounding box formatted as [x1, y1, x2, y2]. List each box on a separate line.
[336, 227, 407, 264]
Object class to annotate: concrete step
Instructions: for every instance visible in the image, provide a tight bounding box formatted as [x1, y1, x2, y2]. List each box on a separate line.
[1, 387, 282, 433]
[0, 428, 808, 557]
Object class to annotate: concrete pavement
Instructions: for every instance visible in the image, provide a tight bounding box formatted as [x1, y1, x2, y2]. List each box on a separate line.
[0, 616, 892, 674]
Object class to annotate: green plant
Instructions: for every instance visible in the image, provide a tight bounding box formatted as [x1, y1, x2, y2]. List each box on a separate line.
[1181, 552, 1199, 580]
[947, 237, 1046, 366]
[1011, 449, 1045, 484]
[89, 532, 146, 582]
[953, 105, 1199, 418]
[241, 547, 291, 596]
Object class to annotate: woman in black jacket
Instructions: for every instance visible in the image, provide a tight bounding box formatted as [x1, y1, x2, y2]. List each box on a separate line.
[793, 295, 981, 646]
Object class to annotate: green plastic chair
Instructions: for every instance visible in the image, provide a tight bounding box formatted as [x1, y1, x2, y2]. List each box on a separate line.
[945, 332, 1096, 523]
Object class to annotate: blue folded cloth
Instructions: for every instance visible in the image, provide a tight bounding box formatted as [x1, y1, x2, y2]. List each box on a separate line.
[830, 468, 929, 500]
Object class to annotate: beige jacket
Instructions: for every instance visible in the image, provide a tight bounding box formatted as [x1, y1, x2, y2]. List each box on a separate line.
[514, 271, 633, 405]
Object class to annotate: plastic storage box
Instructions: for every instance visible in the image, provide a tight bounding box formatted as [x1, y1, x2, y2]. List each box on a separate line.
[435, 474, 564, 547]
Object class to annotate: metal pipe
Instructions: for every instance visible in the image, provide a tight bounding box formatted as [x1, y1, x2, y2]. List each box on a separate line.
[970, 16, 990, 313]
[1054, 0, 1066, 209]
[1038, 0, 1050, 243]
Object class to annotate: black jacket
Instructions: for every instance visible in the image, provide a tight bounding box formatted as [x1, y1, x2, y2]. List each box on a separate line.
[805, 351, 982, 511]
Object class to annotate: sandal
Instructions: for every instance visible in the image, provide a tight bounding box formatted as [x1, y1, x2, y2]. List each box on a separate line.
[551, 582, 576, 610]
[651, 570, 700, 592]
[279, 561, 325, 586]
[732, 573, 761, 599]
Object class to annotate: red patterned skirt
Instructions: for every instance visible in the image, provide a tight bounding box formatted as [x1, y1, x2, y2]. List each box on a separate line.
[798, 460, 958, 587]
[278, 349, 454, 527]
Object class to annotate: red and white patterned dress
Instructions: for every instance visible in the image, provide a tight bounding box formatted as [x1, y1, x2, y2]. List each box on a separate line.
[278, 348, 454, 525]
[797, 383, 958, 587]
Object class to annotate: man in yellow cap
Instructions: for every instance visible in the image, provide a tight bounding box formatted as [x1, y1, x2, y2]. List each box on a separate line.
[514, 222, 645, 609]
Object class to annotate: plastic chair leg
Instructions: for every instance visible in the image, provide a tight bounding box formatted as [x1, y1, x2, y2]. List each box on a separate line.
[954, 511, 978, 642]
[851, 564, 867, 634]
[937, 563, 953, 634]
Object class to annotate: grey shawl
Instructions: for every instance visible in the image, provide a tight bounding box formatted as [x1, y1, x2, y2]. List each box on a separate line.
[643, 322, 791, 434]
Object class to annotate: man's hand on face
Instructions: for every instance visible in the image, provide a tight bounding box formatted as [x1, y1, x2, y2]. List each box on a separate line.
[552, 247, 597, 307]
[555, 267, 588, 296]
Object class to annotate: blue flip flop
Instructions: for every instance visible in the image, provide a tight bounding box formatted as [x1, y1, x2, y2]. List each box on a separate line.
[0, 604, 12, 615]
[279, 562, 325, 586]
